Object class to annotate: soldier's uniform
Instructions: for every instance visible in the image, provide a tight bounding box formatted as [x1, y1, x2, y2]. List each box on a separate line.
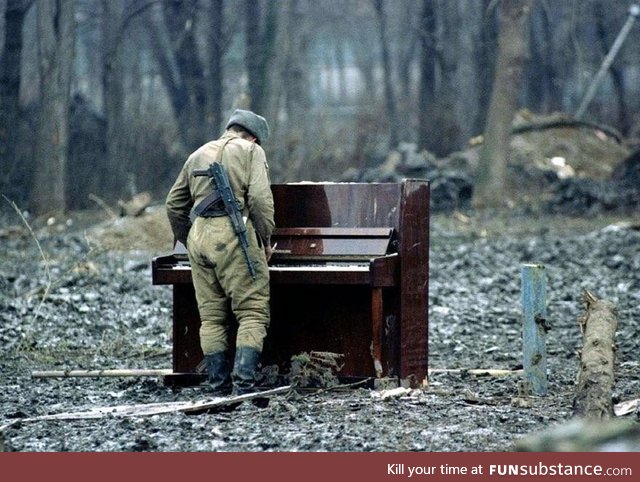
[166, 110, 274, 396]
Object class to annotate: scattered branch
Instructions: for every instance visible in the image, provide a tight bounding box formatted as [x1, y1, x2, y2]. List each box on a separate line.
[88, 193, 119, 219]
[0, 386, 291, 434]
[3, 195, 52, 323]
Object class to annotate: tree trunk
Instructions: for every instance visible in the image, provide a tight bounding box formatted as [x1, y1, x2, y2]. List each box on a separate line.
[335, 40, 348, 104]
[245, 0, 263, 110]
[207, 0, 225, 136]
[167, 0, 207, 149]
[594, 2, 629, 136]
[281, 0, 311, 181]
[472, 0, 532, 209]
[32, 0, 76, 215]
[244, 0, 277, 116]
[101, 0, 127, 201]
[473, 0, 498, 135]
[0, 0, 29, 188]
[146, 1, 207, 152]
[527, 3, 559, 114]
[573, 292, 618, 419]
[373, 0, 398, 149]
[396, 4, 418, 137]
[432, 1, 461, 156]
[417, 0, 436, 152]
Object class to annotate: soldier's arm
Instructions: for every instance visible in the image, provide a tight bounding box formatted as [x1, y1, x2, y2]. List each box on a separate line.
[165, 161, 194, 246]
[246, 145, 275, 245]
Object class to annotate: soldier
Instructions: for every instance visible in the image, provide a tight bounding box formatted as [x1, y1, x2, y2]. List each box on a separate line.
[166, 109, 274, 397]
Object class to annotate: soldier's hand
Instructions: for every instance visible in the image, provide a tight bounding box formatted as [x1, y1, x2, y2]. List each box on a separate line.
[265, 245, 273, 262]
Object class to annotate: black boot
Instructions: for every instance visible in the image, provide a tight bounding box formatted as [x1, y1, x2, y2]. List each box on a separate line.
[204, 352, 232, 396]
[232, 346, 269, 407]
[231, 346, 261, 395]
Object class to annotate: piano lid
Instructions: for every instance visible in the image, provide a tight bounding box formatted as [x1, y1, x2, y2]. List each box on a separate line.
[270, 227, 394, 260]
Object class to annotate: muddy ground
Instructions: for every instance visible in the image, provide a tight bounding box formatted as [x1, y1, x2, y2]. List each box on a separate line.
[1, 207, 639, 452]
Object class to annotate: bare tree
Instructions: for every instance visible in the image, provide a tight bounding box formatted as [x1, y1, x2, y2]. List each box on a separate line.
[245, 0, 278, 116]
[0, 0, 31, 196]
[526, 1, 560, 114]
[431, 0, 462, 155]
[474, 0, 498, 135]
[146, 0, 207, 152]
[278, 0, 311, 180]
[417, 0, 436, 151]
[395, 0, 420, 132]
[3, 0, 640, 207]
[32, 0, 76, 214]
[473, 0, 533, 209]
[207, 0, 225, 135]
[101, 0, 128, 200]
[593, 1, 631, 135]
[372, 0, 398, 149]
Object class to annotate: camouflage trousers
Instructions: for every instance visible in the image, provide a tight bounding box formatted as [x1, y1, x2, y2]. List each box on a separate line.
[187, 216, 270, 354]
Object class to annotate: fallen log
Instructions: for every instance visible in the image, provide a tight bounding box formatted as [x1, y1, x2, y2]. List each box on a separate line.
[573, 291, 619, 419]
[512, 118, 623, 143]
[516, 418, 640, 452]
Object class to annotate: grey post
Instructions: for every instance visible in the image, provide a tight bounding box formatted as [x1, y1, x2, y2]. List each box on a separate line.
[521, 264, 548, 396]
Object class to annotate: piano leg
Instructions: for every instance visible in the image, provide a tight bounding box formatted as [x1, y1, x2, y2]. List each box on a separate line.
[163, 284, 207, 387]
[371, 287, 384, 378]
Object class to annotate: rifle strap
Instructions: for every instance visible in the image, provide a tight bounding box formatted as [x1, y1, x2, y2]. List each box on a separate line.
[189, 137, 234, 223]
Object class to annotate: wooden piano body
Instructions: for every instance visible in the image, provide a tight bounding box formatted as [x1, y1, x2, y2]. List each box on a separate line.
[152, 180, 429, 386]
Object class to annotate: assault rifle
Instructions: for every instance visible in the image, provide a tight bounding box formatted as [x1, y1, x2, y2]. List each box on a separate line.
[193, 163, 257, 279]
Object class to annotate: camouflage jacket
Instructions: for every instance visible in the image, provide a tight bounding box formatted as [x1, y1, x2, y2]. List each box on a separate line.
[165, 132, 275, 246]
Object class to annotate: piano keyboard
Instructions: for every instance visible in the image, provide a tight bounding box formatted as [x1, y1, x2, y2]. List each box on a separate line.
[269, 264, 369, 272]
[170, 263, 370, 271]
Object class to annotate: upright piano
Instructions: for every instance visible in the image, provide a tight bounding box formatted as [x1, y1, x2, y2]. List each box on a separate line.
[152, 180, 429, 387]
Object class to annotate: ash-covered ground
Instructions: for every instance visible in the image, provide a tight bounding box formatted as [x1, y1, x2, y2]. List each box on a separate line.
[1, 208, 639, 452]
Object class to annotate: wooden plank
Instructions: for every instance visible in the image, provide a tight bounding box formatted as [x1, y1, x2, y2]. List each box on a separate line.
[429, 368, 523, 377]
[521, 264, 548, 395]
[32, 369, 173, 378]
[0, 386, 292, 433]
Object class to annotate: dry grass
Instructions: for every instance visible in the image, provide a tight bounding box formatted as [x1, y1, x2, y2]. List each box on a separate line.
[85, 205, 173, 253]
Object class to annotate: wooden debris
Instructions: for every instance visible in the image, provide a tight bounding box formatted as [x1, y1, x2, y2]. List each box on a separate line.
[88, 193, 118, 219]
[510, 397, 533, 408]
[0, 386, 291, 433]
[573, 291, 619, 418]
[428, 368, 523, 377]
[371, 387, 412, 400]
[32, 369, 173, 378]
[614, 398, 639, 417]
[0, 225, 27, 239]
[118, 191, 152, 217]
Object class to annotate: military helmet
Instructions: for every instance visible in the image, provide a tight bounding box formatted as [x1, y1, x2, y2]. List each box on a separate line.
[226, 109, 270, 144]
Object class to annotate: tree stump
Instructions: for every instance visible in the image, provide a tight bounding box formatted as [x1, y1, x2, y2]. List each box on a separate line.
[573, 291, 618, 418]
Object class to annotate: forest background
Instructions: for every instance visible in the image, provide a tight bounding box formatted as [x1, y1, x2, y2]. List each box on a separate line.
[1, 0, 639, 215]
